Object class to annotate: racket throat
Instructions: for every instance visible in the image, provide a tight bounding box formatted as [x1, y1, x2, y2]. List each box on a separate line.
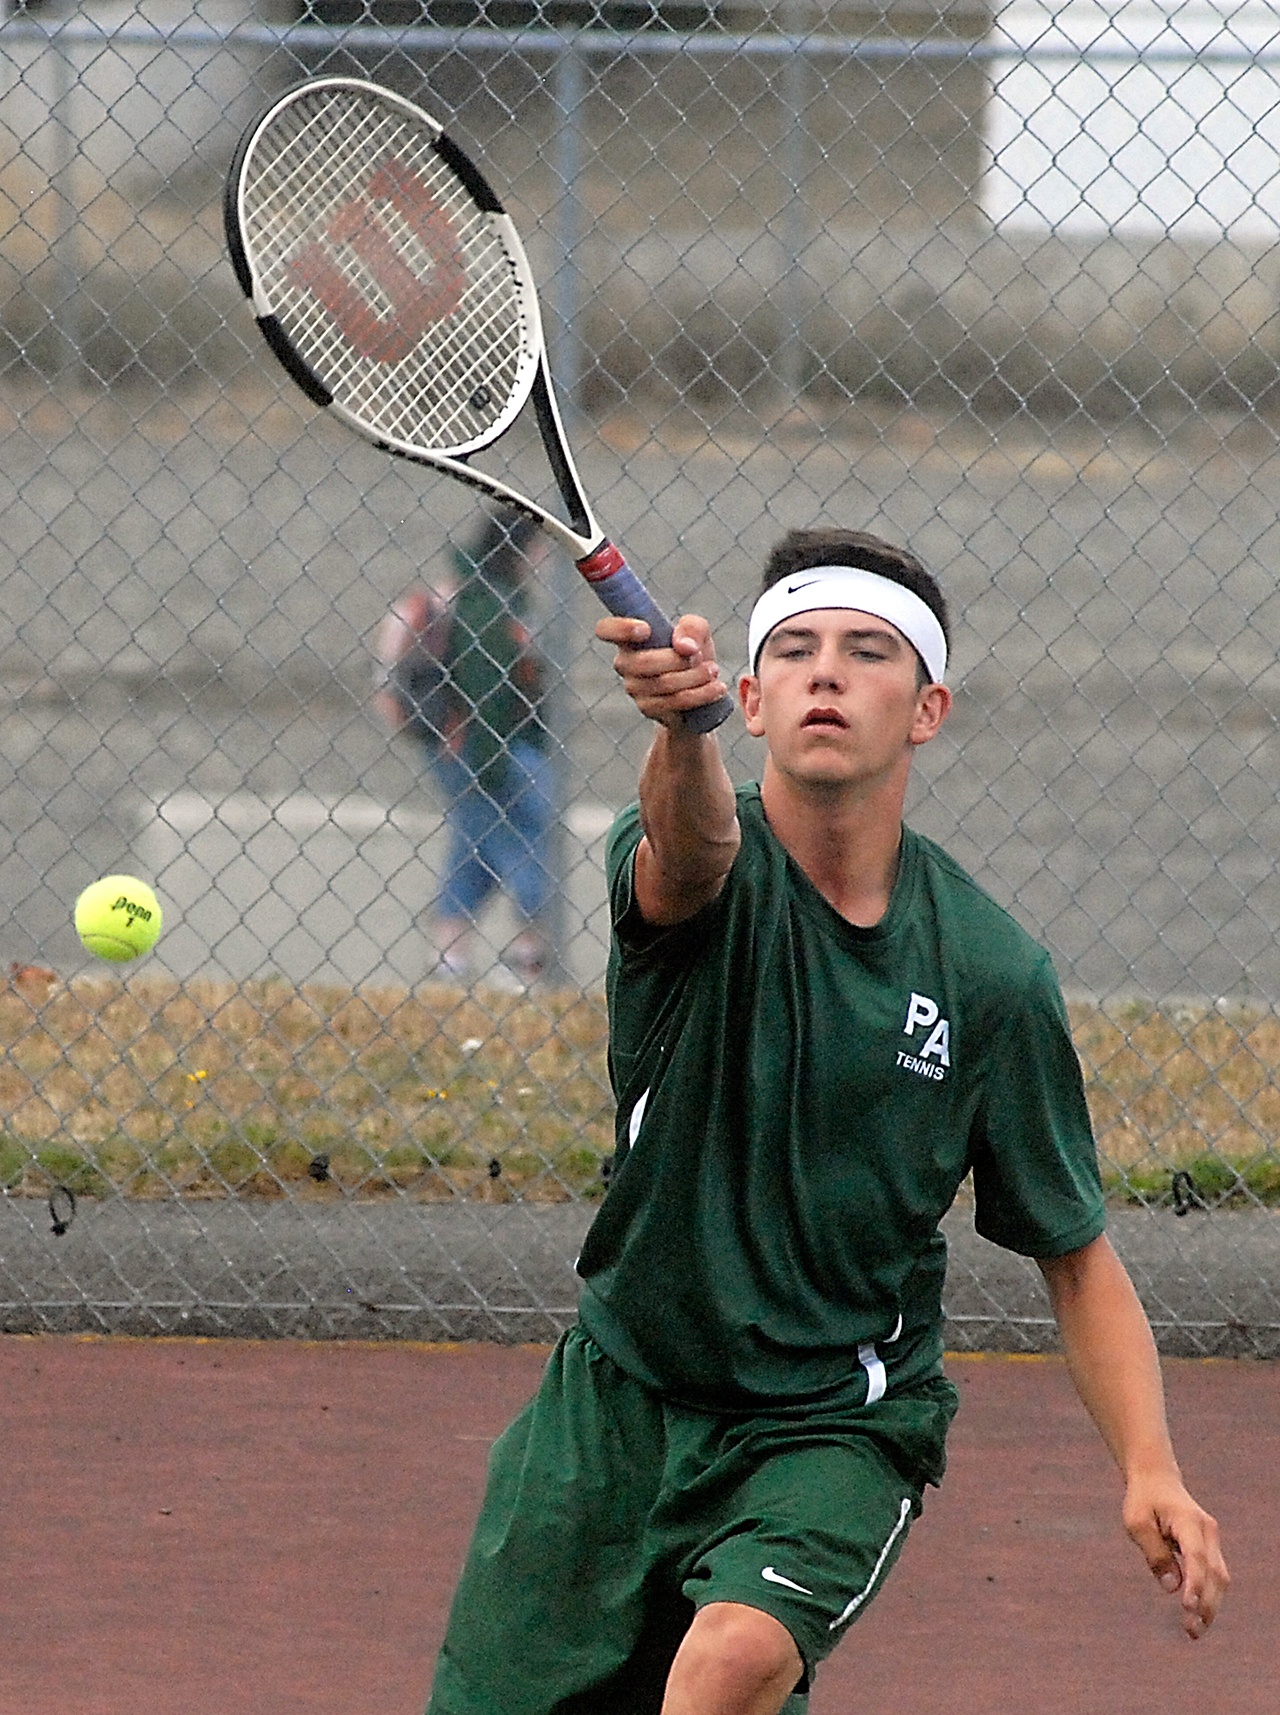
[530, 365, 595, 544]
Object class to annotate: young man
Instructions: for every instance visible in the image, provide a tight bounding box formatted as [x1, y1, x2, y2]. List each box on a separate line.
[426, 527, 1228, 1715]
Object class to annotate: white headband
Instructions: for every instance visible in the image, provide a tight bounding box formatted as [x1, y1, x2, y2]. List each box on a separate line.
[747, 566, 947, 685]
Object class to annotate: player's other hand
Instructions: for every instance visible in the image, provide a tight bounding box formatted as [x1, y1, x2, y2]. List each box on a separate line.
[596, 614, 728, 728]
[1122, 1471, 1229, 1639]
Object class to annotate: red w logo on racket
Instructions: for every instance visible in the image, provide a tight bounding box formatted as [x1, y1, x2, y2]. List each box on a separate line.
[286, 158, 465, 365]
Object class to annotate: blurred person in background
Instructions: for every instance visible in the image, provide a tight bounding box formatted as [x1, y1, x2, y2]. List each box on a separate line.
[375, 510, 556, 985]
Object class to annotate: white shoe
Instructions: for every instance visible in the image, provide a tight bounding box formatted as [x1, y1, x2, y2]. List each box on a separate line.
[507, 932, 547, 986]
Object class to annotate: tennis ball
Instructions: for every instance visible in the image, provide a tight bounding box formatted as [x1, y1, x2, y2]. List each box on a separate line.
[74, 875, 162, 963]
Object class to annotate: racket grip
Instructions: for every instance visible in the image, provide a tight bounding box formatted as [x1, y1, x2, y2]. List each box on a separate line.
[577, 544, 735, 734]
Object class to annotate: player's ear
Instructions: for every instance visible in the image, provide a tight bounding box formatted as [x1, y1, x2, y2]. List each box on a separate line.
[740, 672, 765, 736]
[909, 682, 951, 746]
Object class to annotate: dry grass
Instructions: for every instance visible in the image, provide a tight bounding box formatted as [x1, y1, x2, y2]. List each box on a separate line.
[1, 973, 1277, 1208]
[0, 972, 612, 1205]
[1068, 999, 1280, 1205]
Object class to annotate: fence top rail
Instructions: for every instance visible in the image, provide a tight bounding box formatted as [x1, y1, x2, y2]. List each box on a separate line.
[2, 11, 1278, 68]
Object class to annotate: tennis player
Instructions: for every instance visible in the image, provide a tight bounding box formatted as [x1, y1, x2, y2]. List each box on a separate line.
[426, 527, 1228, 1715]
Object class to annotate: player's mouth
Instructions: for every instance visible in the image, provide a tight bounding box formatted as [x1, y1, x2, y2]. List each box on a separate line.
[801, 707, 849, 732]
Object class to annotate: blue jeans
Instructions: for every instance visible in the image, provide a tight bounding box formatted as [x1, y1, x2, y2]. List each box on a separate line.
[429, 739, 556, 924]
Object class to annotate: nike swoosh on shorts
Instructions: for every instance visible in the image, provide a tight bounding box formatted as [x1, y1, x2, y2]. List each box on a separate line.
[761, 1566, 814, 1595]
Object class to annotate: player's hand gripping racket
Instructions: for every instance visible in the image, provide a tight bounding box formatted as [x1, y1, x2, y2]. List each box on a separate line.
[224, 75, 733, 734]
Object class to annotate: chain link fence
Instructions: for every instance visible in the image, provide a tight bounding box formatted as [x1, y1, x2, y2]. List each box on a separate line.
[1, 0, 1277, 1354]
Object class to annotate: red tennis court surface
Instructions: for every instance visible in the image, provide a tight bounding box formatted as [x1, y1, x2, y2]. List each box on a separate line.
[0, 1335, 1271, 1715]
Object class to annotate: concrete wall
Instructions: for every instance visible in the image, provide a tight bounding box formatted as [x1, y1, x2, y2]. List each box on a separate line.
[2, 2, 1278, 416]
[568, 220, 1280, 416]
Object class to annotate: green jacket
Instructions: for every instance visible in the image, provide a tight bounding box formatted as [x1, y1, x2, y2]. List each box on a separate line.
[447, 542, 550, 789]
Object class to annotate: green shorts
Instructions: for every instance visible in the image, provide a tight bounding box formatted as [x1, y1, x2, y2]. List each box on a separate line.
[427, 1326, 958, 1715]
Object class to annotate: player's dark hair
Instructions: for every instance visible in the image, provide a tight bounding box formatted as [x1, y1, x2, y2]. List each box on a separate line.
[760, 528, 949, 685]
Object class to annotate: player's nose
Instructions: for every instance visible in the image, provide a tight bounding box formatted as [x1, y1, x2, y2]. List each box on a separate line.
[808, 646, 845, 689]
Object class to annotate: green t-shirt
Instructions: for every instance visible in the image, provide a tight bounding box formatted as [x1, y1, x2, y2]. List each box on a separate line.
[576, 784, 1105, 1414]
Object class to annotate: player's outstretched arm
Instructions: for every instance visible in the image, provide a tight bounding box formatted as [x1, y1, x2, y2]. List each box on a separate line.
[596, 613, 740, 926]
[1038, 1234, 1229, 1639]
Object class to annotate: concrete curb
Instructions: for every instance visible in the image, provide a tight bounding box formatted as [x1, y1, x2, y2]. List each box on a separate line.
[2, 1198, 1276, 1357]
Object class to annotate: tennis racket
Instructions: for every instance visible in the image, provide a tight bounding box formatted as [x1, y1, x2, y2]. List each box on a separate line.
[224, 75, 733, 734]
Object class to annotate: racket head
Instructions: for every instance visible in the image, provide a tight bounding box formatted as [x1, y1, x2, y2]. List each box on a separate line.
[225, 76, 731, 732]
[225, 77, 542, 461]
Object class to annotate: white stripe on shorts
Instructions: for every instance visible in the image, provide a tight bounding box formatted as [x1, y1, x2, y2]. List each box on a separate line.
[857, 1340, 887, 1404]
[827, 1496, 913, 1630]
[857, 1314, 902, 1407]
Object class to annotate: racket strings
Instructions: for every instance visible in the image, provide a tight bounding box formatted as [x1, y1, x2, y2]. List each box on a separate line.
[240, 88, 533, 452]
